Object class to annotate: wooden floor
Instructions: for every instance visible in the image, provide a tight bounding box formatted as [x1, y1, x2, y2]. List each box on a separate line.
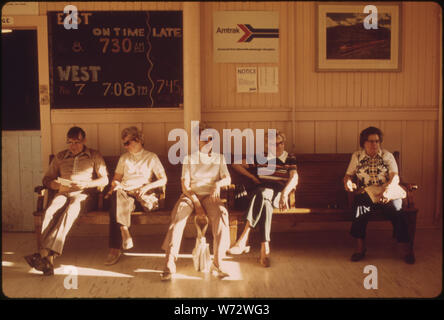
[2, 227, 442, 299]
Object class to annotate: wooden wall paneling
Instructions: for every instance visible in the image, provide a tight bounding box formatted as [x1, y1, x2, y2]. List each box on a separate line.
[324, 73, 333, 109]
[271, 121, 294, 154]
[374, 73, 383, 107]
[164, 122, 184, 157]
[423, 4, 433, 107]
[358, 121, 381, 133]
[422, 120, 438, 225]
[77, 123, 98, 150]
[18, 136, 36, 231]
[416, 5, 427, 106]
[2, 134, 22, 230]
[317, 69, 325, 109]
[142, 122, 164, 156]
[345, 73, 353, 108]
[381, 73, 390, 108]
[367, 72, 375, 107]
[388, 72, 398, 107]
[353, 73, 362, 108]
[310, 3, 318, 109]
[31, 134, 43, 231]
[402, 120, 424, 220]
[223, 121, 250, 155]
[315, 121, 337, 153]
[430, 4, 440, 107]
[294, 121, 315, 153]
[301, 3, 310, 108]
[336, 121, 359, 153]
[295, 1, 304, 108]
[39, 1, 46, 14]
[330, 73, 339, 108]
[52, 124, 71, 154]
[133, 1, 142, 11]
[201, 3, 212, 111]
[410, 3, 420, 108]
[338, 73, 347, 108]
[279, 2, 289, 108]
[211, 3, 221, 109]
[112, 2, 125, 11]
[360, 72, 368, 108]
[97, 123, 120, 156]
[380, 121, 403, 154]
[402, 5, 414, 107]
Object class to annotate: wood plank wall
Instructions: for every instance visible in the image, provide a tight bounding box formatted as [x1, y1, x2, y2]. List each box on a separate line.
[2, 131, 43, 231]
[28, 2, 442, 229]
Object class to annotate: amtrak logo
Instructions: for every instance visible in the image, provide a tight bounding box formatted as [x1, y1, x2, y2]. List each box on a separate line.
[237, 24, 279, 42]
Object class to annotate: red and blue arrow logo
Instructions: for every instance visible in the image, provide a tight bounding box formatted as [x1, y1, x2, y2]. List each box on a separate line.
[238, 24, 279, 42]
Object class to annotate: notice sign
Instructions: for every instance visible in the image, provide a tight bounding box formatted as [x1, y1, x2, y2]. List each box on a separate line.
[258, 66, 278, 93]
[214, 11, 279, 63]
[236, 67, 257, 93]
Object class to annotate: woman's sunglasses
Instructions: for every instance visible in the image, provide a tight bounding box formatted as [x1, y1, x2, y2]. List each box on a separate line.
[123, 139, 134, 147]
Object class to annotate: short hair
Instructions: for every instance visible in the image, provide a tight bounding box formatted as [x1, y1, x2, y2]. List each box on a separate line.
[67, 126, 86, 140]
[265, 129, 286, 143]
[121, 126, 144, 145]
[359, 126, 383, 148]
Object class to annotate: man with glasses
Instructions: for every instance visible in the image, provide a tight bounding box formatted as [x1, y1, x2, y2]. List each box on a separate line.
[105, 126, 167, 265]
[25, 126, 108, 275]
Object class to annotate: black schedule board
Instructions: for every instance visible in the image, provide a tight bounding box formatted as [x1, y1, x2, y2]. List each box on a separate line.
[48, 11, 183, 109]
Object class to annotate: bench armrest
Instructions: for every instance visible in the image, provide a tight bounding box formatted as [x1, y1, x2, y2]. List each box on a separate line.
[345, 183, 419, 209]
[400, 182, 419, 208]
[34, 185, 49, 212]
[221, 185, 236, 209]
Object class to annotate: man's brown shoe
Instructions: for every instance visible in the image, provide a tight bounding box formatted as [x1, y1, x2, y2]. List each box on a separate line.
[105, 249, 122, 266]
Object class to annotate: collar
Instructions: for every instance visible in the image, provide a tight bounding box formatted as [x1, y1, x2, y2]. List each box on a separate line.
[362, 149, 383, 159]
[130, 148, 145, 157]
[63, 146, 91, 159]
[267, 150, 288, 163]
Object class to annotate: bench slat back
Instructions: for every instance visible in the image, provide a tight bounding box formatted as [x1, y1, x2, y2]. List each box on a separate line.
[228, 152, 401, 209]
[294, 154, 350, 208]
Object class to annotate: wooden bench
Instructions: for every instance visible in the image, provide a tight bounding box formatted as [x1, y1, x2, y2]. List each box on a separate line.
[224, 151, 419, 250]
[33, 155, 242, 249]
[33, 151, 418, 252]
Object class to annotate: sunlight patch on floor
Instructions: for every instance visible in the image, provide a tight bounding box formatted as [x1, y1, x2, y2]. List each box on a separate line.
[28, 264, 134, 278]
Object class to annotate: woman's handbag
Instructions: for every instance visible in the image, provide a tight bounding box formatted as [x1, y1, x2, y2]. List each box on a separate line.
[192, 215, 212, 273]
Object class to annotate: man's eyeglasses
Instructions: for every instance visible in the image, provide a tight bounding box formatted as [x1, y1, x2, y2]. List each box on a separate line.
[367, 139, 380, 144]
[67, 140, 83, 145]
[274, 140, 284, 146]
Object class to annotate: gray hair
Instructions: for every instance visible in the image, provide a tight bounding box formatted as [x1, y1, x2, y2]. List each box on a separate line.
[121, 126, 144, 146]
[265, 129, 286, 142]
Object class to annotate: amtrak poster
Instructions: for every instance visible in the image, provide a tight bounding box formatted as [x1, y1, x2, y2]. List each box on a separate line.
[213, 11, 279, 63]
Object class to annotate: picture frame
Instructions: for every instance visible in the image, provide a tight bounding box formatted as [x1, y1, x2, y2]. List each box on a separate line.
[315, 2, 401, 72]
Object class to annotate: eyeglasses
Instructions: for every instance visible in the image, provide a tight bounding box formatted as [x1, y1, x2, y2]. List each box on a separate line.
[273, 140, 284, 146]
[367, 139, 380, 144]
[123, 139, 134, 147]
[67, 140, 83, 145]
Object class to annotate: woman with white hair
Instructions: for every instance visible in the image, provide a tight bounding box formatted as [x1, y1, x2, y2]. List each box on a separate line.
[105, 126, 167, 265]
[227, 130, 299, 268]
